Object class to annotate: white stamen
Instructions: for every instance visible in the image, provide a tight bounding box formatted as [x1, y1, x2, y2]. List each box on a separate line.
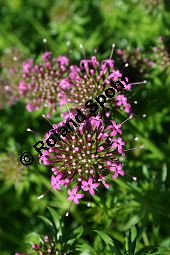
[43, 38, 47, 43]
[121, 114, 133, 125]
[65, 212, 69, 217]
[37, 194, 44, 200]
[109, 43, 115, 59]
[131, 80, 147, 85]
[13, 56, 18, 61]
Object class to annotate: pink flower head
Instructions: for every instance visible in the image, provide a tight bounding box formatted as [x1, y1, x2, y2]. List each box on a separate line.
[67, 186, 84, 204]
[19, 52, 69, 115]
[81, 177, 100, 195]
[60, 55, 132, 117]
[40, 116, 127, 203]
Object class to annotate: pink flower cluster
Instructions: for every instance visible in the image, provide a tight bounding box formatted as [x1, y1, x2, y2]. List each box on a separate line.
[16, 50, 143, 204]
[18, 52, 69, 117]
[12, 51, 136, 117]
[40, 115, 127, 204]
[15, 234, 63, 255]
[59, 56, 132, 116]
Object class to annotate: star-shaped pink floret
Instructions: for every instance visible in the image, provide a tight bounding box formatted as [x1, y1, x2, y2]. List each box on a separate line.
[51, 174, 65, 190]
[110, 163, 124, 179]
[81, 177, 100, 196]
[39, 150, 51, 165]
[67, 186, 84, 204]
[112, 137, 125, 153]
[90, 115, 102, 129]
[108, 69, 122, 81]
[107, 120, 122, 136]
[116, 94, 127, 106]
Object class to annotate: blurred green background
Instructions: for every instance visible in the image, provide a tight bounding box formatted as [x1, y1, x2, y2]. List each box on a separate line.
[0, 0, 170, 254]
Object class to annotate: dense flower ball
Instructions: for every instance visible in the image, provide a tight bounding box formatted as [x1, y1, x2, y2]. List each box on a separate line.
[40, 115, 126, 204]
[153, 36, 170, 70]
[59, 55, 132, 117]
[116, 47, 154, 79]
[0, 153, 27, 187]
[0, 48, 24, 108]
[19, 52, 69, 116]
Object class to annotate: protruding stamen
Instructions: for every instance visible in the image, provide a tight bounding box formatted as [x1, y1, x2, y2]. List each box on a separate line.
[42, 38, 47, 44]
[131, 80, 147, 85]
[124, 144, 144, 151]
[37, 194, 44, 200]
[120, 62, 129, 72]
[66, 201, 73, 217]
[80, 44, 86, 57]
[109, 43, 115, 59]
[120, 114, 133, 125]
[65, 211, 69, 217]
[124, 172, 137, 181]
[36, 181, 59, 200]
[27, 128, 42, 136]
[42, 114, 53, 126]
